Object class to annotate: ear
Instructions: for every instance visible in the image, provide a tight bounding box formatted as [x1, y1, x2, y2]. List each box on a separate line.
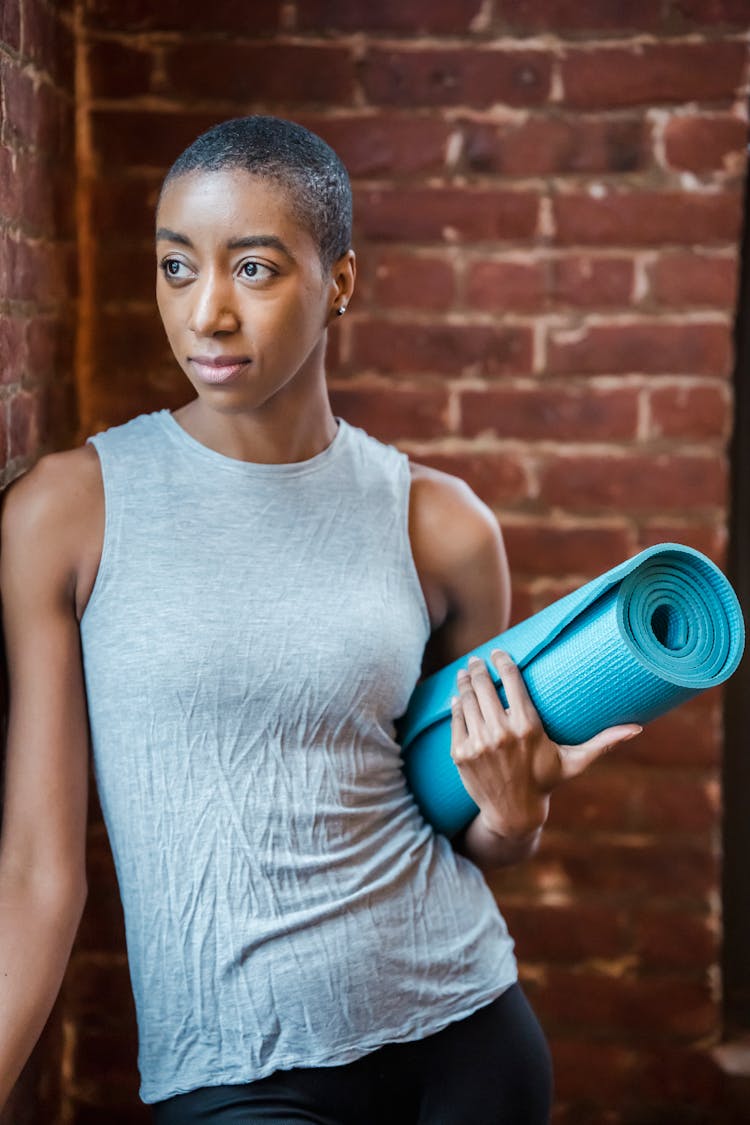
[327, 249, 356, 323]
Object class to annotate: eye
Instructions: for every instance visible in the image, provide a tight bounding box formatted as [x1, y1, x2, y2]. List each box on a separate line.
[238, 260, 276, 283]
[159, 257, 192, 282]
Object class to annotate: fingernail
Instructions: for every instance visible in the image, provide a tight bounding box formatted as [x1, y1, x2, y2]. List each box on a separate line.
[468, 656, 483, 668]
[623, 727, 643, 741]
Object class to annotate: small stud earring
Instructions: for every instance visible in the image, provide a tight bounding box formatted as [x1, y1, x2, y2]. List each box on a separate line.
[336, 305, 347, 316]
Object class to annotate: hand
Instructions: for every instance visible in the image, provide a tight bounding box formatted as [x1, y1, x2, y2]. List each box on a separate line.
[450, 650, 642, 842]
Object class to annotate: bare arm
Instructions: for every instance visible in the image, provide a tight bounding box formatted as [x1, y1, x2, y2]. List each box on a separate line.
[408, 464, 640, 871]
[0, 451, 97, 1108]
[409, 465, 534, 868]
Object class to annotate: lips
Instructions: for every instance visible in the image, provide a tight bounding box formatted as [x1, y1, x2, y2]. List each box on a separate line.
[189, 355, 251, 385]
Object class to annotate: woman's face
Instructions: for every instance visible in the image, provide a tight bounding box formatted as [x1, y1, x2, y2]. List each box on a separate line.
[155, 168, 348, 414]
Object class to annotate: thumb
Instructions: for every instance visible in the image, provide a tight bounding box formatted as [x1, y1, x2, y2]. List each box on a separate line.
[559, 724, 643, 782]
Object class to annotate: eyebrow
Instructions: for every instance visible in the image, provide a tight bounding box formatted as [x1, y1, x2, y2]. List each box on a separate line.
[155, 228, 294, 259]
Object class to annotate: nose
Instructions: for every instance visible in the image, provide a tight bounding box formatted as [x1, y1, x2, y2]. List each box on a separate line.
[189, 269, 240, 337]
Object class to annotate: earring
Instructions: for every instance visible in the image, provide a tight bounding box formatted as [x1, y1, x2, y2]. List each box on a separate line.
[336, 305, 347, 316]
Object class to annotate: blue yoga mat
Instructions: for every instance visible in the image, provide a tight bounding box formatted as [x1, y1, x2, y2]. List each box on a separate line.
[398, 543, 745, 837]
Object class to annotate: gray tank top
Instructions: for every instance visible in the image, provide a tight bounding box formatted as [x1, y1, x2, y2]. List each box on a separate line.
[79, 409, 517, 1104]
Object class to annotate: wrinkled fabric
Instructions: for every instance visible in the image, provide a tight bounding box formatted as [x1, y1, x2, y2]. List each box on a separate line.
[79, 410, 517, 1104]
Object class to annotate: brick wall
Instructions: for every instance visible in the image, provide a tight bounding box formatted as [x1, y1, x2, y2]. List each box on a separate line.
[64, 2, 750, 1122]
[0, 0, 78, 1122]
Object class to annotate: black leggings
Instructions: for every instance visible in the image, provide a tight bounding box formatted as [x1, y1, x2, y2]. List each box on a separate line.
[151, 984, 553, 1125]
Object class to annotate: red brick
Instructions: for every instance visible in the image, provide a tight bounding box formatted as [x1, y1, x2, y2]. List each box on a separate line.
[527, 577, 580, 614]
[466, 259, 546, 312]
[1, 233, 38, 301]
[664, 113, 748, 174]
[550, 255, 634, 308]
[508, 580, 535, 624]
[90, 175, 162, 243]
[69, 1104, 151, 1125]
[8, 389, 40, 458]
[634, 908, 718, 970]
[0, 315, 27, 385]
[547, 769, 642, 833]
[639, 774, 719, 834]
[501, 521, 633, 577]
[637, 1045, 724, 1106]
[534, 970, 717, 1040]
[2, 62, 72, 159]
[463, 114, 649, 175]
[26, 315, 76, 381]
[538, 452, 727, 513]
[648, 383, 730, 441]
[351, 320, 533, 376]
[37, 376, 77, 450]
[69, 1024, 139, 1093]
[550, 768, 718, 835]
[0, 408, 8, 464]
[372, 252, 455, 310]
[356, 187, 540, 243]
[94, 245, 156, 304]
[637, 521, 727, 567]
[327, 383, 449, 441]
[672, 0, 750, 27]
[87, 39, 154, 99]
[0, 0, 21, 51]
[502, 901, 628, 962]
[619, 694, 722, 770]
[561, 42, 747, 109]
[549, 1040, 636, 1104]
[649, 252, 739, 309]
[0, 144, 20, 223]
[546, 322, 732, 376]
[298, 0, 484, 32]
[93, 311, 173, 375]
[84, 0, 282, 32]
[552, 190, 743, 246]
[1, 59, 37, 147]
[362, 47, 552, 108]
[22, 0, 74, 89]
[75, 831, 127, 953]
[501, 0, 664, 33]
[17, 150, 58, 235]
[90, 111, 223, 173]
[416, 451, 531, 507]
[163, 43, 355, 104]
[460, 385, 638, 441]
[296, 114, 451, 178]
[65, 956, 133, 1023]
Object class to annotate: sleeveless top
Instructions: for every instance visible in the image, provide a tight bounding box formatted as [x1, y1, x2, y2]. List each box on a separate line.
[79, 409, 518, 1104]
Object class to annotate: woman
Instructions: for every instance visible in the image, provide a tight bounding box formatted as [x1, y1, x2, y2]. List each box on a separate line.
[0, 117, 640, 1123]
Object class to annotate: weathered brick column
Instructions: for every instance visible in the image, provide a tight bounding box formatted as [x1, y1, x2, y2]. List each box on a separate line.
[0, 0, 78, 1122]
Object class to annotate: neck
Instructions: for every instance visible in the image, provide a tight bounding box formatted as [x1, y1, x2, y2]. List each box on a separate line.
[173, 370, 338, 466]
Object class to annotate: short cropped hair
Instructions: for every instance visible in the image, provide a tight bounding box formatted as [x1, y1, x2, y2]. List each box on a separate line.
[160, 116, 352, 271]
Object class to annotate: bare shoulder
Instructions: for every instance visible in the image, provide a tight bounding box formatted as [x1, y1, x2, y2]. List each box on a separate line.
[1, 445, 103, 613]
[408, 460, 505, 577]
[408, 460, 511, 661]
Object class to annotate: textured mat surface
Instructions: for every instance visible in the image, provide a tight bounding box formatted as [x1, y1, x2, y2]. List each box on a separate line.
[399, 543, 745, 837]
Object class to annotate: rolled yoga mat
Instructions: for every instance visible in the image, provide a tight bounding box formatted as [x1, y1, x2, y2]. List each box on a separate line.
[398, 543, 745, 837]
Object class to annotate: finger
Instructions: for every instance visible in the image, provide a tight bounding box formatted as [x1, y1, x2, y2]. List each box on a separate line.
[456, 667, 486, 744]
[450, 694, 468, 747]
[490, 650, 538, 724]
[467, 656, 509, 730]
[559, 724, 642, 781]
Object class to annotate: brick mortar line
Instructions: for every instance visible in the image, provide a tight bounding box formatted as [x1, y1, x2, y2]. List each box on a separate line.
[77, 30, 750, 51]
[80, 101, 750, 123]
[84, 94, 750, 120]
